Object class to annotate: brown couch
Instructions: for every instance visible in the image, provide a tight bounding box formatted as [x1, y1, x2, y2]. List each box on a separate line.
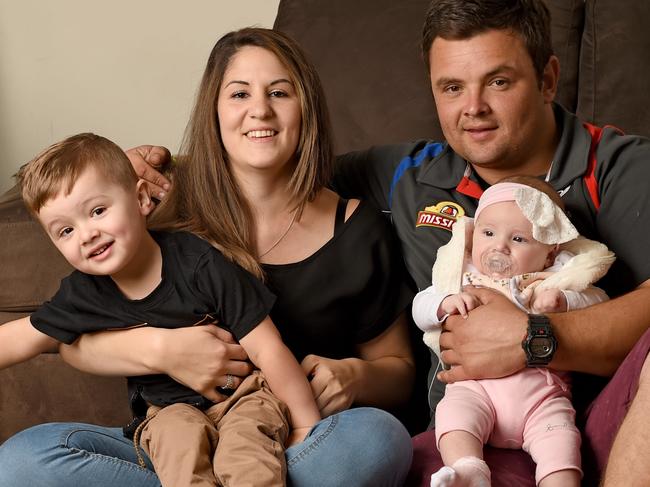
[0, 185, 132, 440]
[2, 0, 650, 483]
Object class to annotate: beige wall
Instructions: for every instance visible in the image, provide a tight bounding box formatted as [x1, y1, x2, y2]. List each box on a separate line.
[0, 0, 280, 193]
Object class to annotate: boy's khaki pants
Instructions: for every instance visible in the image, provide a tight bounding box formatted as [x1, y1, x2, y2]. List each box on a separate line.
[139, 371, 290, 487]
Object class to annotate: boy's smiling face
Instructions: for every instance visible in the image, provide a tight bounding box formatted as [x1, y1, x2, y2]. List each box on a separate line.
[37, 166, 153, 278]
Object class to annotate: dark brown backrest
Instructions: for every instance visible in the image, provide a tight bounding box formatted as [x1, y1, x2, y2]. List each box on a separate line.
[275, 0, 650, 157]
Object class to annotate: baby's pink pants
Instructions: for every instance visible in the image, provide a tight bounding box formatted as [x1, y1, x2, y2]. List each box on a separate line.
[435, 368, 581, 484]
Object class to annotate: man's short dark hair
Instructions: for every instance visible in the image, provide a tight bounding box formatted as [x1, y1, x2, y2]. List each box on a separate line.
[422, 0, 553, 82]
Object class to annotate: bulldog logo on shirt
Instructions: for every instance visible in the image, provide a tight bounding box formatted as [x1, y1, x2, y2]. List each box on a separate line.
[416, 201, 465, 231]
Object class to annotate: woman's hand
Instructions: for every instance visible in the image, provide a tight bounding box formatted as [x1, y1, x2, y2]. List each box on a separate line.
[159, 325, 254, 402]
[301, 355, 359, 417]
[61, 324, 253, 404]
[125, 145, 172, 199]
[298, 314, 415, 417]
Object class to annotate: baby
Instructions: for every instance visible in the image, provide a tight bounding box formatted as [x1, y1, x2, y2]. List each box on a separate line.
[413, 176, 614, 487]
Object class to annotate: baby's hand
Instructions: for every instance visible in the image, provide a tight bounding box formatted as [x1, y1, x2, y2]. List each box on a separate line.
[440, 292, 480, 319]
[531, 288, 567, 313]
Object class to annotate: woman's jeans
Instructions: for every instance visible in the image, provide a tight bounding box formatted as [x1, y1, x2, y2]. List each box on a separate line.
[0, 407, 412, 486]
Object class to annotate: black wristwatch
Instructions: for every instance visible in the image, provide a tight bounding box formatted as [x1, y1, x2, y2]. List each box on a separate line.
[522, 314, 557, 367]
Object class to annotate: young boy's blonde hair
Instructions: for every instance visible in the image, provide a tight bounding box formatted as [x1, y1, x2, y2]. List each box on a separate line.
[18, 133, 138, 215]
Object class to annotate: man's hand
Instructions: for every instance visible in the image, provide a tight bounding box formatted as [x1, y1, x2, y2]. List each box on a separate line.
[160, 324, 253, 403]
[301, 354, 358, 417]
[125, 145, 172, 199]
[437, 286, 527, 384]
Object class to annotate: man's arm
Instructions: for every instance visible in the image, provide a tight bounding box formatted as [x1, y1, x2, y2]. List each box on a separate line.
[601, 355, 650, 485]
[552, 280, 650, 375]
[437, 280, 650, 383]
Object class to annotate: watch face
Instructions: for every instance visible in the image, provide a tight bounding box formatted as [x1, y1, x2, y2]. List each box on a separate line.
[530, 337, 554, 358]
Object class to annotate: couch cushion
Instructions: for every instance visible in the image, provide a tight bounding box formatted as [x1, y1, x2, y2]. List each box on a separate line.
[0, 354, 132, 443]
[0, 311, 131, 443]
[274, 0, 442, 155]
[275, 0, 588, 155]
[545, 0, 585, 113]
[407, 430, 536, 486]
[577, 0, 650, 137]
[0, 185, 72, 313]
[0, 188, 140, 442]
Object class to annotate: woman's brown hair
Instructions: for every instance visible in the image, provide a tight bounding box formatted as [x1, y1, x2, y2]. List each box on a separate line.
[151, 28, 334, 279]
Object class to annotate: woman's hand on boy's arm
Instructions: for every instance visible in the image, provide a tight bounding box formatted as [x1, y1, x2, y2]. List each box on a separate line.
[158, 325, 253, 401]
[125, 145, 172, 199]
[0, 317, 58, 370]
[60, 324, 252, 403]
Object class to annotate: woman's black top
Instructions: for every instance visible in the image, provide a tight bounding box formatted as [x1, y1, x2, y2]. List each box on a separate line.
[263, 199, 415, 362]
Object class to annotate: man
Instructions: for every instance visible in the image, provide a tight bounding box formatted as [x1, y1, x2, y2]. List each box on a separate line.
[335, 2, 650, 484]
[131, 1, 650, 484]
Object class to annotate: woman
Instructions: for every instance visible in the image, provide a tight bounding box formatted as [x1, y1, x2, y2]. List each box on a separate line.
[0, 28, 415, 486]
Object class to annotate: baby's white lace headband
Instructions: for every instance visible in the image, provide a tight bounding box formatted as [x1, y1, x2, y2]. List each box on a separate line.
[474, 182, 579, 245]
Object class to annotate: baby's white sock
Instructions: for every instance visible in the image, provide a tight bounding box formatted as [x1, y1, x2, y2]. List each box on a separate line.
[430, 456, 491, 487]
[430, 465, 457, 486]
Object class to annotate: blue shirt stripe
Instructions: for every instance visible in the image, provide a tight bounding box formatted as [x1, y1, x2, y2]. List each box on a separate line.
[388, 142, 444, 209]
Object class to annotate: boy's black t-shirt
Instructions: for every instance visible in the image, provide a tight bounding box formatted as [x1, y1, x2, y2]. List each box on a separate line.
[31, 231, 275, 410]
[31, 202, 415, 413]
